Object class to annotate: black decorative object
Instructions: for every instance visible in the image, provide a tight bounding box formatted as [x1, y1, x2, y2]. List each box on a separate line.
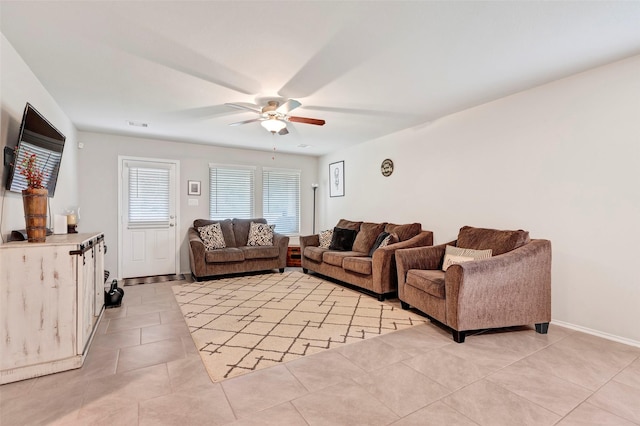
[105, 279, 124, 308]
[381, 159, 394, 177]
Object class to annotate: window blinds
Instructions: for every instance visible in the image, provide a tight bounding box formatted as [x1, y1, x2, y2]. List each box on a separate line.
[262, 168, 300, 235]
[128, 166, 170, 225]
[11, 141, 62, 192]
[209, 165, 255, 220]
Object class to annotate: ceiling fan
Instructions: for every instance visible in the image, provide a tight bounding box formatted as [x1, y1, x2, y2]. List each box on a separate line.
[225, 99, 325, 135]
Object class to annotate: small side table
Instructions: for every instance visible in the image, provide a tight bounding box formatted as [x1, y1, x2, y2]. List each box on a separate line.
[286, 245, 302, 267]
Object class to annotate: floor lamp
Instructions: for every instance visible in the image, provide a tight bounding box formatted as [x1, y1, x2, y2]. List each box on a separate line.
[311, 183, 319, 234]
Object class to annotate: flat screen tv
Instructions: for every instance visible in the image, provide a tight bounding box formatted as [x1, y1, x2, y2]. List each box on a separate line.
[5, 103, 66, 197]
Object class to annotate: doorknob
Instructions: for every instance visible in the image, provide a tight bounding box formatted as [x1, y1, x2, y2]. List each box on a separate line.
[170, 223, 175, 227]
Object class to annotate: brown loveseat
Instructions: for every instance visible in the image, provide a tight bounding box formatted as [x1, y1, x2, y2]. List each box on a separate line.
[396, 226, 551, 343]
[300, 219, 433, 300]
[188, 218, 289, 281]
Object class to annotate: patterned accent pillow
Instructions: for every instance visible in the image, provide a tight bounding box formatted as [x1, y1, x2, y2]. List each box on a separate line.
[198, 223, 226, 250]
[442, 245, 492, 271]
[378, 234, 393, 248]
[319, 229, 333, 248]
[247, 222, 275, 246]
[368, 232, 399, 256]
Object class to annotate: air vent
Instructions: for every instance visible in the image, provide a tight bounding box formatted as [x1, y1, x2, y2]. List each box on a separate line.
[127, 121, 148, 128]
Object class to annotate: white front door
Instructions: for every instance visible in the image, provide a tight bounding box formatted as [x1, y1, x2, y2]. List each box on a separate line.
[119, 157, 179, 279]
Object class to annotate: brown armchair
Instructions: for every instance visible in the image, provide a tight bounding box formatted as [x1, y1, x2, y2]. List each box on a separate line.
[395, 226, 551, 343]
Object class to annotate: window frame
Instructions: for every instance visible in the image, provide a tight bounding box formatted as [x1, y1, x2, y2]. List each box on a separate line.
[262, 167, 301, 236]
[208, 163, 256, 220]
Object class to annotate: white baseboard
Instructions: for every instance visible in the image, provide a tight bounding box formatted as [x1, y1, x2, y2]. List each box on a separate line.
[551, 319, 640, 349]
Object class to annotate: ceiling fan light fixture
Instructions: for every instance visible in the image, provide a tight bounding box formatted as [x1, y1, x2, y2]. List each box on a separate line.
[261, 118, 286, 134]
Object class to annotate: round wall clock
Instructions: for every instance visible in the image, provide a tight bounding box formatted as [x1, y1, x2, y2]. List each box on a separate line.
[380, 159, 394, 177]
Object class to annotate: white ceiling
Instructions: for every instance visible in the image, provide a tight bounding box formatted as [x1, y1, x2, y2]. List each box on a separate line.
[2, 1, 640, 156]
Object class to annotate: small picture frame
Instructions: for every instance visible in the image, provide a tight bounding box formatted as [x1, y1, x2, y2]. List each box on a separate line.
[329, 161, 344, 197]
[188, 180, 201, 196]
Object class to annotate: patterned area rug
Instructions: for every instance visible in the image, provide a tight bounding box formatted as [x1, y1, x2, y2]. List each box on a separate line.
[172, 271, 428, 382]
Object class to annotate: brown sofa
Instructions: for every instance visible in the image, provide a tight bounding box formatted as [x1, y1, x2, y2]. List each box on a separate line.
[396, 226, 551, 343]
[300, 219, 434, 300]
[188, 218, 289, 281]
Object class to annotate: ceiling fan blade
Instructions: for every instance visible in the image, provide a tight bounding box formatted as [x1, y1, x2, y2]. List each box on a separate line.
[276, 99, 301, 115]
[303, 105, 408, 118]
[288, 116, 326, 126]
[278, 127, 289, 135]
[229, 118, 263, 126]
[225, 102, 262, 113]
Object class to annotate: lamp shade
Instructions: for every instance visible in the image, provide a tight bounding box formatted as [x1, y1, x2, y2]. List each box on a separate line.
[261, 119, 286, 133]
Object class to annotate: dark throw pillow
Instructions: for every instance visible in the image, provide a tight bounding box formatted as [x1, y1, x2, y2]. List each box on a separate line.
[329, 227, 358, 251]
[368, 232, 390, 257]
[368, 232, 399, 256]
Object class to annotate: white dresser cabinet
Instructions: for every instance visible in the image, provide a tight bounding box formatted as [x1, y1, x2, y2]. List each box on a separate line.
[0, 233, 105, 384]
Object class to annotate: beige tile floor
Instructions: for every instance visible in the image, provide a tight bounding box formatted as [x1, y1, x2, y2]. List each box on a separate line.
[2, 272, 640, 426]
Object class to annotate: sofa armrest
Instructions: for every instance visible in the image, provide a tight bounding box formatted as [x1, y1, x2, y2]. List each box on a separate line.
[300, 234, 320, 252]
[444, 239, 552, 331]
[370, 230, 435, 295]
[273, 232, 290, 268]
[188, 227, 206, 277]
[395, 241, 453, 300]
[396, 240, 454, 276]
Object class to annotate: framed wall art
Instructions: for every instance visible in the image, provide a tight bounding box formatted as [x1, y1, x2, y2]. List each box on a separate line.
[329, 161, 344, 197]
[188, 180, 201, 196]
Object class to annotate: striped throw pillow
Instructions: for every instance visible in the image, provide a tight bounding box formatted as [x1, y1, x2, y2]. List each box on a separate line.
[442, 245, 492, 271]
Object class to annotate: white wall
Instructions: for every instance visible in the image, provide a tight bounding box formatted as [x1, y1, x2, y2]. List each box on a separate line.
[318, 55, 640, 344]
[0, 34, 78, 242]
[77, 131, 318, 278]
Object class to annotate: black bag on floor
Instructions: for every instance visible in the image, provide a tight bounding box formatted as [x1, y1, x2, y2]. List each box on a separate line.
[105, 279, 124, 308]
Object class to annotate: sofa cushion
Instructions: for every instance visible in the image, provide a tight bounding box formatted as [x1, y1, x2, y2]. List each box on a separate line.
[368, 232, 399, 256]
[336, 219, 362, 231]
[385, 223, 421, 242]
[457, 226, 530, 256]
[194, 219, 236, 247]
[205, 247, 245, 263]
[233, 218, 267, 247]
[406, 269, 446, 299]
[319, 229, 333, 248]
[304, 246, 328, 262]
[247, 222, 275, 246]
[240, 246, 280, 260]
[343, 256, 372, 275]
[198, 223, 226, 250]
[329, 227, 358, 251]
[352, 222, 386, 254]
[323, 250, 366, 267]
[442, 245, 492, 271]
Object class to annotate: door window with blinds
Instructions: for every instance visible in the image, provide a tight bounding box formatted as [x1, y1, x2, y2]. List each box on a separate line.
[263, 168, 300, 235]
[209, 164, 255, 220]
[127, 164, 171, 228]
